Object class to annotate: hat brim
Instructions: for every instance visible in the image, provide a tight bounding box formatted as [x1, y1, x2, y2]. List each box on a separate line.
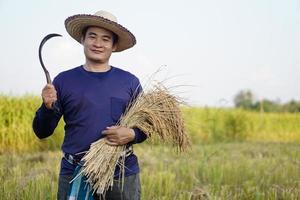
[65, 14, 136, 52]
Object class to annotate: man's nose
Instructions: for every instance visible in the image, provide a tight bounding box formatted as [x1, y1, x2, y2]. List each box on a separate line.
[93, 38, 103, 47]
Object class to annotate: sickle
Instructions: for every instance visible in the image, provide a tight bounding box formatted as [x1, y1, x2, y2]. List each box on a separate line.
[38, 33, 62, 113]
[38, 33, 62, 84]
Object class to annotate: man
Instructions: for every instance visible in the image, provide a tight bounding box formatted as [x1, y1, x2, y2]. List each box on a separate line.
[33, 10, 147, 200]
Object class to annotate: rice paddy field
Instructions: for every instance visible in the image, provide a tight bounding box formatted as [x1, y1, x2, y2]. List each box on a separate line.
[0, 95, 300, 199]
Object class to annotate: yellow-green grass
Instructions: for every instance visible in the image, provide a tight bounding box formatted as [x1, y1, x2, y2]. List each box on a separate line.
[183, 107, 300, 143]
[1, 143, 299, 199]
[0, 95, 64, 153]
[1, 96, 300, 153]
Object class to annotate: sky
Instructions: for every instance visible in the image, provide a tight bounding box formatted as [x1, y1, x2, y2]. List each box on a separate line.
[0, 0, 299, 107]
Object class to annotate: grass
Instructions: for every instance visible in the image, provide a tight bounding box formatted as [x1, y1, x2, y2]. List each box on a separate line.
[0, 152, 59, 200]
[137, 142, 300, 199]
[0, 143, 299, 199]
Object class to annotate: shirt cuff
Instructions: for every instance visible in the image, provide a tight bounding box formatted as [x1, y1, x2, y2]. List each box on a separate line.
[40, 103, 61, 117]
[132, 128, 147, 144]
[40, 103, 55, 114]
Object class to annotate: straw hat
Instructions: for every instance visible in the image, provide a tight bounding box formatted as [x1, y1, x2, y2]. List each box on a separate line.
[65, 10, 136, 52]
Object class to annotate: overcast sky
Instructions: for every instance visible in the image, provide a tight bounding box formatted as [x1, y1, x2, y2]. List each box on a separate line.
[0, 0, 299, 106]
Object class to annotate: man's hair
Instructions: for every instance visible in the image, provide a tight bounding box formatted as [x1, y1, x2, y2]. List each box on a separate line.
[81, 26, 119, 45]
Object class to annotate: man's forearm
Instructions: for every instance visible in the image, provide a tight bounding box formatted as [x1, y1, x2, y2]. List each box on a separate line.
[32, 104, 61, 139]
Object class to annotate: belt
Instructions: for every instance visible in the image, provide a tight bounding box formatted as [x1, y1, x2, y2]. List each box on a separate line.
[63, 146, 133, 166]
[121, 145, 133, 157]
[63, 152, 84, 166]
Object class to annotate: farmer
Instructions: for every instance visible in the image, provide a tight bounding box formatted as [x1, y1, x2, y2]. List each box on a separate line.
[32, 10, 147, 200]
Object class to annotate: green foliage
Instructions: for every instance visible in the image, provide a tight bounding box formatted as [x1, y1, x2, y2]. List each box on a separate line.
[234, 89, 255, 110]
[282, 100, 300, 113]
[252, 99, 282, 112]
[233, 89, 300, 113]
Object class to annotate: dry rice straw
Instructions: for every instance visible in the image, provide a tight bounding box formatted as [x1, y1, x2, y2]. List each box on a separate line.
[79, 82, 190, 195]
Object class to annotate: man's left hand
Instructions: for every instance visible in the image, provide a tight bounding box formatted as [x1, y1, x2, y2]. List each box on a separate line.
[102, 126, 135, 146]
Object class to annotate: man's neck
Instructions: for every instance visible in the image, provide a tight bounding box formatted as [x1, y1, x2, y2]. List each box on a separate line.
[84, 61, 111, 72]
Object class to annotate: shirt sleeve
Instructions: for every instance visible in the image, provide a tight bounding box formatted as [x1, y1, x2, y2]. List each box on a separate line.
[32, 76, 63, 139]
[32, 103, 62, 139]
[132, 128, 147, 143]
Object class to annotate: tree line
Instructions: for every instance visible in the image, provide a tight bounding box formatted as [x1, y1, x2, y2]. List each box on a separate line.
[234, 90, 300, 113]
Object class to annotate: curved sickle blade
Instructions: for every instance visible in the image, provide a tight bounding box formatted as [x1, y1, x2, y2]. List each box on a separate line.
[38, 33, 62, 84]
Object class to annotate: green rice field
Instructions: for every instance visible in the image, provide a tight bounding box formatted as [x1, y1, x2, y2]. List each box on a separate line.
[0, 95, 299, 199]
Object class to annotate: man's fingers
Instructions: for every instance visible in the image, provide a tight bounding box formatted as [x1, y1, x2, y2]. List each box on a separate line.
[43, 84, 56, 92]
[45, 83, 55, 89]
[41, 83, 58, 110]
[102, 132, 117, 140]
[42, 88, 58, 110]
[101, 130, 108, 135]
[107, 137, 116, 143]
[104, 138, 118, 146]
[49, 94, 57, 99]
[102, 127, 118, 135]
[106, 126, 119, 130]
[50, 97, 58, 102]
[102, 127, 135, 146]
[101, 130, 115, 137]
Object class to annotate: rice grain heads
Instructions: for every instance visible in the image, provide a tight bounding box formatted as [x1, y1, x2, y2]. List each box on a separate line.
[80, 83, 190, 195]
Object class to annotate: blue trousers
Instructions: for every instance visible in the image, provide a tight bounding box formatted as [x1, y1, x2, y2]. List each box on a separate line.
[57, 173, 141, 200]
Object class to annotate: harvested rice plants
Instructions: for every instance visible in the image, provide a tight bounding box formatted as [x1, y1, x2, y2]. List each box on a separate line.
[0, 95, 299, 199]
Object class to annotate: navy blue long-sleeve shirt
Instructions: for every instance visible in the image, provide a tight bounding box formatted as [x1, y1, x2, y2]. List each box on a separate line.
[33, 65, 147, 176]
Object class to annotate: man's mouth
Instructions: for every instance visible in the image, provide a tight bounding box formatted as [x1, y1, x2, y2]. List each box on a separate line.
[91, 49, 103, 54]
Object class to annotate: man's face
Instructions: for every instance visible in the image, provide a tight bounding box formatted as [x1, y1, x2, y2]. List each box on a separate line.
[81, 26, 117, 64]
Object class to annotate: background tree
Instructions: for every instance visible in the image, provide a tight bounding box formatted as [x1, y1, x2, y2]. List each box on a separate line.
[282, 100, 300, 113]
[233, 90, 300, 113]
[233, 90, 255, 110]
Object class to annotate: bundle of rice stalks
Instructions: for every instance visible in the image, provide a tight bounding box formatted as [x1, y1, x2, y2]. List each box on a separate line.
[80, 83, 190, 195]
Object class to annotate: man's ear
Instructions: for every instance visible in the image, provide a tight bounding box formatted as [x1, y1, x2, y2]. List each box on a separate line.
[81, 36, 84, 44]
[112, 43, 117, 51]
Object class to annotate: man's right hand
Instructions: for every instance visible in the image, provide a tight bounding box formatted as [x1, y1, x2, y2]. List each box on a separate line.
[42, 84, 57, 109]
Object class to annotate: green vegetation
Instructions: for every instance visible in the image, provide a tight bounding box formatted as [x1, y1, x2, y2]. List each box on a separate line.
[0, 95, 64, 153]
[0, 95, 299, 199]
[137, 143, 300, 199]
[1, 96, 300, 153]
[1, 144, 299, 200]
[183, 106, 300, 143]
[234, 89, 300, 113]
[0, 152, 58, 200]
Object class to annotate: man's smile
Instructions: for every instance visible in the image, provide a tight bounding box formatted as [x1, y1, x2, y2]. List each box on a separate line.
[91, 49, 103, 54]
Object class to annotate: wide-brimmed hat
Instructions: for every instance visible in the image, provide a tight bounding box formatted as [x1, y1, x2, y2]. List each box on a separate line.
[65, 10, 136, 52]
